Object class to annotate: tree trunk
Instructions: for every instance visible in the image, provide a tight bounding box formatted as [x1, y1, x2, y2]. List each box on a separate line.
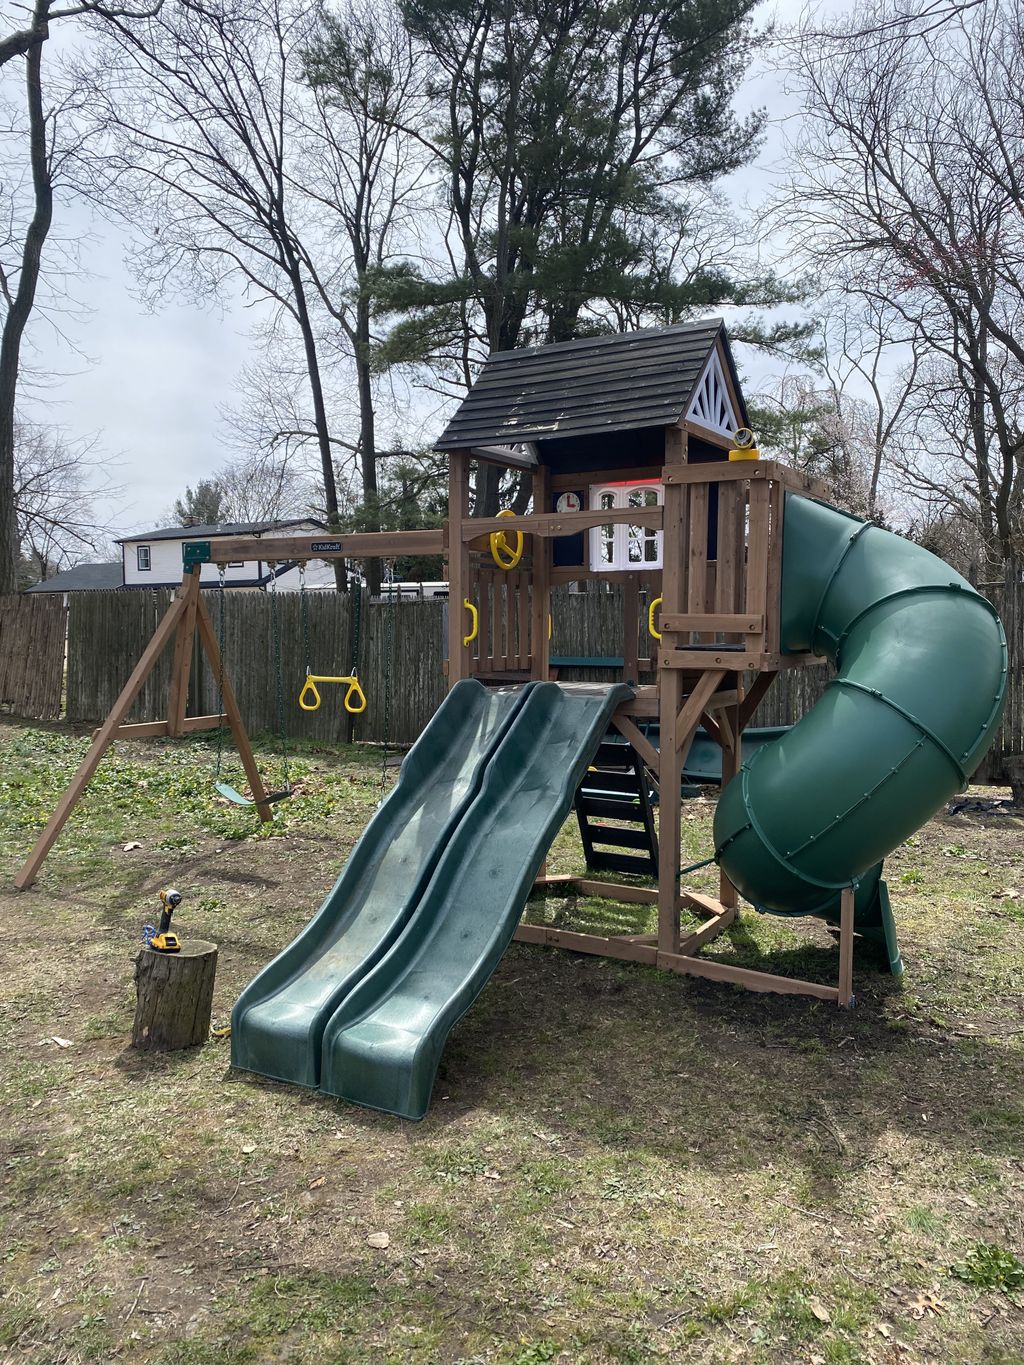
[0, 16, 52, 595]
[290, 265, 347, 592]
[355, 294, 381, 598]
[132, 941, 218, 1051]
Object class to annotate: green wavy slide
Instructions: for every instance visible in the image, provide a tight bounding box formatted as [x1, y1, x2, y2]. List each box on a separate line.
[319, 681, 631, 1119]
[231, 680, 532, 1087]
[232, 678, 630, 1115]
[715, 495, 1007, 924]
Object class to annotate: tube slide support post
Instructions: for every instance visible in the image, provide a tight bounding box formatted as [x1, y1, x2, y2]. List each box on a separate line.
[530, 463, 551, 681]
[838, 885, 855, 1008]
[718, 699, 741, 909]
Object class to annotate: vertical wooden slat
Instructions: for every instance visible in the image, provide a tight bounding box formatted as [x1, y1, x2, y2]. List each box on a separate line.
[687, 483, 709, 644]
[658, 427, 688, 955]
[530, 465, 552, 680]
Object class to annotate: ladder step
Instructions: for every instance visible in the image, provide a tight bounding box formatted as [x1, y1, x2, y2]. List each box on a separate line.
[587, 824, 655, 850]
[576, 794, 646, 820]
[585, 851, 657, 876]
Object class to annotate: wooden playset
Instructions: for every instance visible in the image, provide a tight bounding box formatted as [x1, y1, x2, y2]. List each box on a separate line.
[16, 319, 864, 1006]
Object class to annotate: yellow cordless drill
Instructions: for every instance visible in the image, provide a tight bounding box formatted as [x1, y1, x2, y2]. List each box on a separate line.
[149, 888, 182, 953]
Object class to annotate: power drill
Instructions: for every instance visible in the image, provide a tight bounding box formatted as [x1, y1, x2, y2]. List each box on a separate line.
[148, 888, 182, 953]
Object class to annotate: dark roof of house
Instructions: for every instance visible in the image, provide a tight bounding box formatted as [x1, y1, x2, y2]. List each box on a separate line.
[25, 562, 123, 593]
[116, 518, 322, 544]
[434, 319, 747, 451]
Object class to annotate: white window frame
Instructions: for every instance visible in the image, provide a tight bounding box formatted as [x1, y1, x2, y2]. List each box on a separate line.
[588, 480, 664, 572]
[136, 545, 151, 571]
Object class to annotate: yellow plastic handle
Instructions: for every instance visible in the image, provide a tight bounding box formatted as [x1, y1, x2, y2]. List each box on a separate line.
[648, 596, 663, 641]
[299, 673, 366, 714]
[548, 612, 552, 641]
[463, 598, 478, 646]
[343, 677, 367, 715]
[490, 509, 524, 570]
[298, 676, 322, 711]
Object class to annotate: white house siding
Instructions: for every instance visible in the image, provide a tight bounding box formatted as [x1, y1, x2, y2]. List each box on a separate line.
[120, 524, 322, 589]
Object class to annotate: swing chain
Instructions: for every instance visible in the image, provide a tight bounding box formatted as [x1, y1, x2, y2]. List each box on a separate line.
[299, 562, 313, 677]
[379, 558, 395, 794]
[215, 564, 227, 781]
[268, 567, 291, 792]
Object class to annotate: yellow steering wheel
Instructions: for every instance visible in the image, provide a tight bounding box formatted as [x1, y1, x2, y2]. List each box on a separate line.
[489, 509, 524, 571]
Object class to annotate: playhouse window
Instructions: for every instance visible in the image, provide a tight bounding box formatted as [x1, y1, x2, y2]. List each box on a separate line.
[589, 481, 663, 572]
[136, 545, 151, 571]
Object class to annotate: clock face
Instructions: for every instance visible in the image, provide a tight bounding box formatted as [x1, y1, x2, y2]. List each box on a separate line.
[556, 491, 582, 513]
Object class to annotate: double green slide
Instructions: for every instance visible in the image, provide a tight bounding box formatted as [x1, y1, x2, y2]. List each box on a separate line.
[234, 494, 1007, 1119]
[232, 678, 631, 1119]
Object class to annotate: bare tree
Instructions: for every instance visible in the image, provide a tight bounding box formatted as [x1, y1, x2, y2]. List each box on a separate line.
[778, 0, 1024, 567]
[13, 419, 118, 576]
[300, 0, 430, 593]
[93, 0, 353, 584]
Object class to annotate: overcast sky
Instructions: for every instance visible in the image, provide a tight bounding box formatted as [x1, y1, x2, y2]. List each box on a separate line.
[11, 0, 816, 543]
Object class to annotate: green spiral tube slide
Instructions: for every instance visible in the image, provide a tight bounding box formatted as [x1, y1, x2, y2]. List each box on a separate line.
[714, 495, 1007, 921]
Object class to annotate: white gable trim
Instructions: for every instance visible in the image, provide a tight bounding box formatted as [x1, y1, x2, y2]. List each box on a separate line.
[686, 348, 739, 440]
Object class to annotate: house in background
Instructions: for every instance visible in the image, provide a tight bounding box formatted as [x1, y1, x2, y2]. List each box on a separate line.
[25, 562, 124, 594]
[24, 520, 339, 596]
[118, 519, 332, 589]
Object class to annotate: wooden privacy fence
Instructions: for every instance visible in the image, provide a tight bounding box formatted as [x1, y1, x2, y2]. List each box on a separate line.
[65, 589, 446, 746]
[17, 559, 1024, 781]
[0, 594, 67, 720]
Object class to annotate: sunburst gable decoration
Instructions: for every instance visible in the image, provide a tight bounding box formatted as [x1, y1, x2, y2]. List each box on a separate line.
[686, 348, 739, 439]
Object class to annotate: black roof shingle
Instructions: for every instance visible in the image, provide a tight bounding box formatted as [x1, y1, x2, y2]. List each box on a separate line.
[434, 319, 746, 451]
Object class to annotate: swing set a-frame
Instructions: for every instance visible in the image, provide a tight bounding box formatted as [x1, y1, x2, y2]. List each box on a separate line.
[13, 528, 442, 891]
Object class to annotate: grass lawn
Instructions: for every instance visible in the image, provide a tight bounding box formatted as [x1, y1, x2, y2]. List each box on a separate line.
[1, 718, 1023, 1364]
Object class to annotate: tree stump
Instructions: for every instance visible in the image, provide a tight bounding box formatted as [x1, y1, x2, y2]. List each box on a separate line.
[132, 940, 218, 1051]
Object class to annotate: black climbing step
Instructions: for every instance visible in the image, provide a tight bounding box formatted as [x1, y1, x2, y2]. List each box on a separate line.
[575, 737, 658, 878]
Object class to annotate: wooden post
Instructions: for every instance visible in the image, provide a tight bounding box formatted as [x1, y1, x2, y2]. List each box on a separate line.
[658, 427, 688, 954]
[166, 568, 201, 737]
[132, 941, 218, 1050]
[838, 885, 855, 1008]
[622, 573, 639, 684]
[446, 450, 471, 686]
[718, 698, 741, 908]
[194, 594, 273, 821]
[530, 463, 551, 681]
[13, 585, 193, 889]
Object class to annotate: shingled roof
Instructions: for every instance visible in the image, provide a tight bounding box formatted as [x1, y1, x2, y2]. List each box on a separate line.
[434, 318, 747, 452]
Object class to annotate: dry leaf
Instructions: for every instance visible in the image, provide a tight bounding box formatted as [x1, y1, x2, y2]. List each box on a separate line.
[905, 1290, 944, 1319]
[308, 1176, 326, 1190]
[241, 1144, 256, 1155]
[122, 841, 142, 852]
[51, 1036, 73, 1048]
[482, 1169, 502, 1181]
[366, 1231, 390, 1249]
[809, 1296, 831, 1324]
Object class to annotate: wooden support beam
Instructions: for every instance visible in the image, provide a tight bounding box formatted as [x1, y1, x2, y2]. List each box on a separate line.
[197, 528, 444, 564]
[717, 700, 742, 908]
[678, 904, 737, 954]
[462, 505, 663, 540]
[654, 950, 841, 1003]
[737, 671, 778, 729]
[93, 713, 227, 741]
[838, 885, 855, 1008]
[445, 452, 472, 686]
[166, 569, 200, 737]
[194, 593, 273, 822]
[658, 426, 688, 956]
[611, 713, 660, 777]
[530, 463, 551, 681]
[14, 584, 193, 889]
[674, 671, 727, 749]
[659, 613, 763, 635]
